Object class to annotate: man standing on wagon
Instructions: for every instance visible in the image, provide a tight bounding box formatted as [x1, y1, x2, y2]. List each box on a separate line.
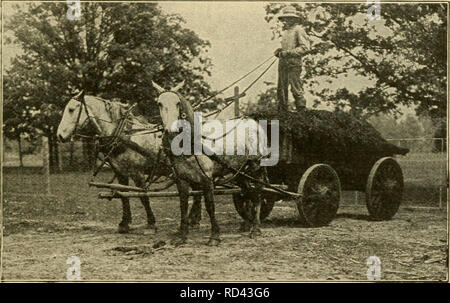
[275, 6, 311, 112]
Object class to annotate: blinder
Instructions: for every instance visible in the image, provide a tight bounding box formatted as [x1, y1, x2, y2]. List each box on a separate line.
[71, 90, 94, 140]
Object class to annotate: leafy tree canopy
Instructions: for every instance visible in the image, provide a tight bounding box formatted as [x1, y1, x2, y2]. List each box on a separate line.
[4, 2, 219, 141]
[264, 3, 446, 120]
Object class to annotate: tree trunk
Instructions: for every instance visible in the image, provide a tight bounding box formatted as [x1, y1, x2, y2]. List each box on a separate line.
[17, 136, 24, 167]
[47, 129, 62, 172]
[82, 140, 96, 171]
[48, 134, 54, 172]
[53, 132, 62, 172]
[69, 141, 75, 169]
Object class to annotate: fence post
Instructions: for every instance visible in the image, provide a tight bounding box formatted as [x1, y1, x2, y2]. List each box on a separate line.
[42, 136, 51, 195]
[57, 141, 63, 172]
[234, 86, 240, 117]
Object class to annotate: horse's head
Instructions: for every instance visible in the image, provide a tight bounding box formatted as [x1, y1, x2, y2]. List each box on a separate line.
[57, 91, 121, 142]
[152, 81, 193, 134]
[57, 90, 88, 142]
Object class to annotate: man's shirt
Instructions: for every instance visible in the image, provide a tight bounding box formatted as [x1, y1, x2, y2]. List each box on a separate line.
[281, 25, 311, 59]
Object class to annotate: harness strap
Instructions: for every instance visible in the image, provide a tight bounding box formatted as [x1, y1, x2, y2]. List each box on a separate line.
[90, 140, 120, 181]
[214, 159, 249, 186]
[201, 119, 243, 141]
[192, 55, 275, 110]
[72, 99, 84, 137]
[144, 147, 163, 188]
[203, 147, 296, 197]
[204, 58, 277, 118]
[194, 154, 212, 183]
[89, 105, 136, 181]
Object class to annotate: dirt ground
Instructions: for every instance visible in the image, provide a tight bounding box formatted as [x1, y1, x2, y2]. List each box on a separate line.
[1, 171, 448, 281]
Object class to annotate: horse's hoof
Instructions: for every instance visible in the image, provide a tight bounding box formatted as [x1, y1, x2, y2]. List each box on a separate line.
[189, 222, 201, 229]
[118, 224, 130, 234]
[207, 238, 221, 246]
[153, 240, 166, 249]
[172, 237, 187, 247]
[249, 228, 262, 239]
[239, 222, 251, 232]
[146, 224, 158, 233]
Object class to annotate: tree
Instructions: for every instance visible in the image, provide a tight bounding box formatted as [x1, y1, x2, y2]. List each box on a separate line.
[367, 113, 400, 139]
[264, 3, 446, 120]
[433, 118, 447, 152]
[4, 2, 218, 170]
[244, 84, 278, 114]
[3, 75, 41, 167]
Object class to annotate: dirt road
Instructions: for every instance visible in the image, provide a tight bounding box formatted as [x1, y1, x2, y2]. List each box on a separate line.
[2, 197, 447, 281]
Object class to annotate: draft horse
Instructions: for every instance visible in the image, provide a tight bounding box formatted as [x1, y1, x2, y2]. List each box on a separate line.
[153, 81, 269, 245]
[57, 91, 202, 233]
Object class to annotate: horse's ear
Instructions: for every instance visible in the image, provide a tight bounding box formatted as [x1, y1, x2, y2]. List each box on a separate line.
[173, 80, 185, 92]
[73, 90, 85, 102]
[152, 81, 165, 94]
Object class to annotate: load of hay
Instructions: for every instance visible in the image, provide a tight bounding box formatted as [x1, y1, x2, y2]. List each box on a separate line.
[249, 108, 409, 189]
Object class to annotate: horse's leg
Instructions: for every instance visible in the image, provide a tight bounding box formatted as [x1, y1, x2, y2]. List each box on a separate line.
[117, 174, 132, 234]
[175, 179, 190, 245]
[236, 177, 253, 232]
[188, 194, 202, 228]
[249, 164, 265, 238]
[203, 181, 221, 246]
[249, 190, 262, 239]
[134, 177, 157, 233]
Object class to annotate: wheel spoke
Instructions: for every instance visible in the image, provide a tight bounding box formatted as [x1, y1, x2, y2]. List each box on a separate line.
[366, 158, 403, 220]
[297, 164, 341, 227]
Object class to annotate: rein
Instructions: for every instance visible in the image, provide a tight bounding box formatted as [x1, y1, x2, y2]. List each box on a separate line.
[154, 55, 277, 188]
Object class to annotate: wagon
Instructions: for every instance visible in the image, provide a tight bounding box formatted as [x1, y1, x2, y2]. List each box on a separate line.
[233, 156, 405, 227]
[233, 109, 408, 227]
[94, 105, 407, 228]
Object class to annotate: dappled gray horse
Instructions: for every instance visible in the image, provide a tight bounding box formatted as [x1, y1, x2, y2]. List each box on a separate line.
[153, 81, 269, 245]
[57, 91, 202, 233]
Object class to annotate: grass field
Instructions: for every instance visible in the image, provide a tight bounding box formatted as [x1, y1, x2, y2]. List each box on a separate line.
[1, 168, 448, 281]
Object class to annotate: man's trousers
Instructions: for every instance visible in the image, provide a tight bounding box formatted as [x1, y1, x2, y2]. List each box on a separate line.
[277, 59, 306, 111]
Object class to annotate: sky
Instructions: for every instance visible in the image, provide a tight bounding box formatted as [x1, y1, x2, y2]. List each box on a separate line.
[2, 1, 415, 116]
[2, 2, 280, 103]
[159, 2, 280, 105]
[2, 1, 302, 110]
[157, 2, 414, 116]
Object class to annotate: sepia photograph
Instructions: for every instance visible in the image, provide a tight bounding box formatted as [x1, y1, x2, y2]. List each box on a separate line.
[1, 0, 448, 283]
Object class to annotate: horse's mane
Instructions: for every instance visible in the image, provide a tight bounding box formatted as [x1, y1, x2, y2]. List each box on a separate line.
[177, 93, 196, 124]
[84, 95, 132, 121]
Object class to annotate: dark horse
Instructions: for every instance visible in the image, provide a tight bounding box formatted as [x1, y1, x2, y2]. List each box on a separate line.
[57, 91, 202, 233]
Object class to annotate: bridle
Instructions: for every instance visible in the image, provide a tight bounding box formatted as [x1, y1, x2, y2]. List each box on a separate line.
[154, 87, 265, 186]
[155, 90, 217, 182]
[69, 92, 128, 146]
[62, 91, 171, 185]
[71, 92, 96, 139]
[66, 91, 133, 181]
[156, 90, 188, 122]
[155, 90, 242, 142]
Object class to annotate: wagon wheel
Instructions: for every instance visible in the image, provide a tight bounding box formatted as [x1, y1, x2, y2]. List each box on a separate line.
[233, 191, 277, 221]
[297, 164, 341, 227]
[366, 157, 403, 220]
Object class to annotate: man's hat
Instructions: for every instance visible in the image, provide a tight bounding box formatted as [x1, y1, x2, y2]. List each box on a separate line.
[278, 6, 301, 20]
